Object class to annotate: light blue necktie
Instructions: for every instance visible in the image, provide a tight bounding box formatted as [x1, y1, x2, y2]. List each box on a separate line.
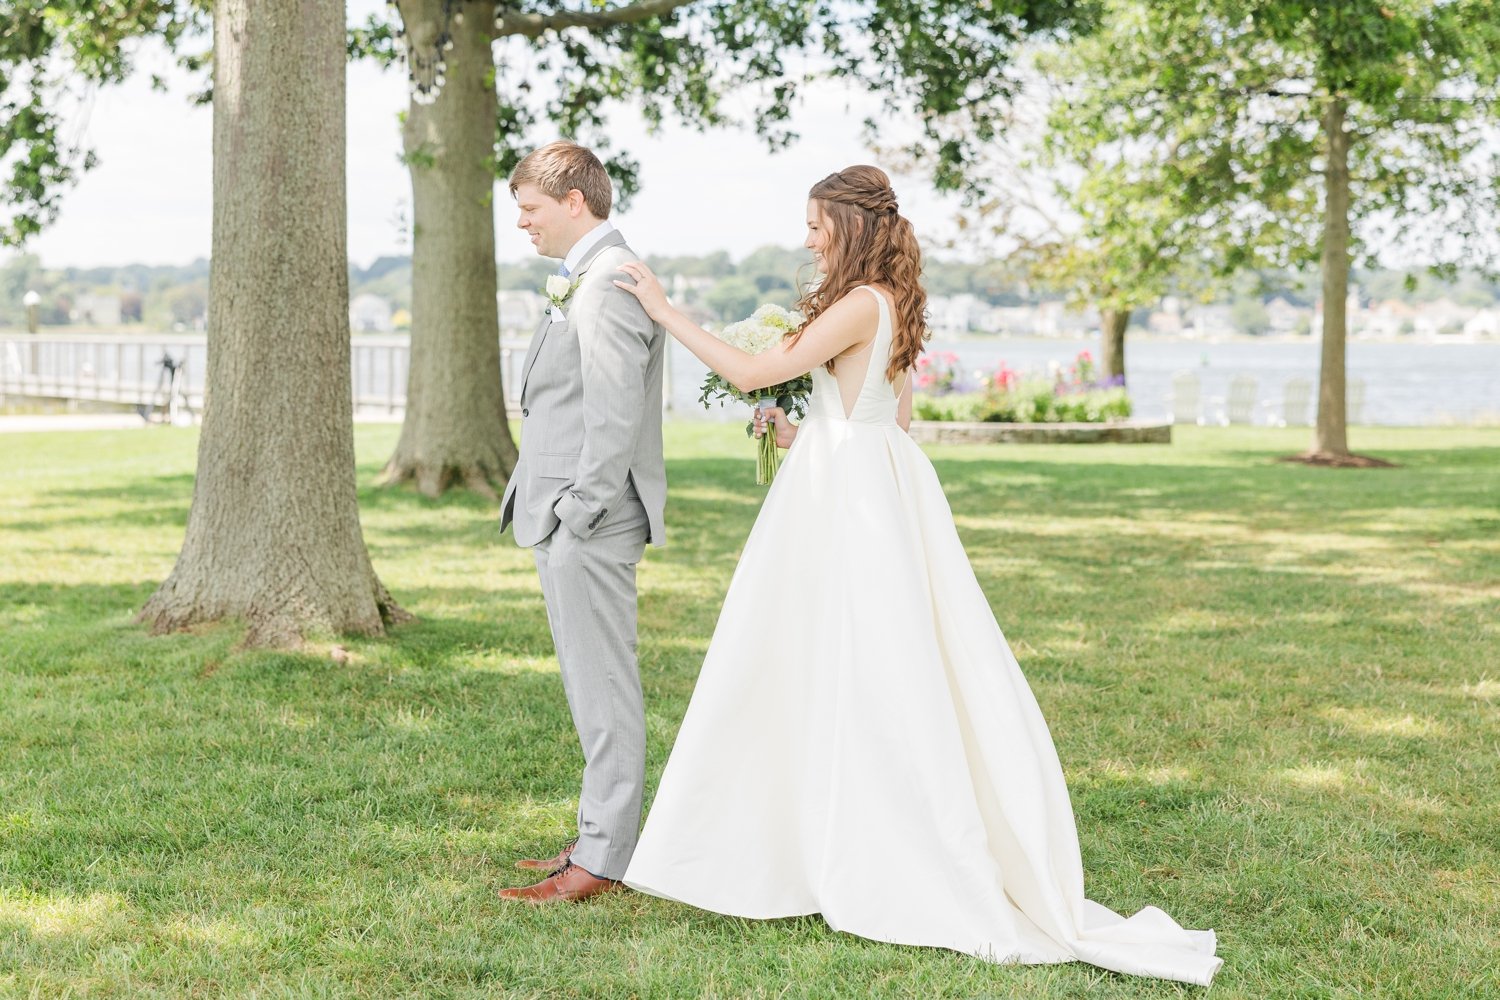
[550, 263, 570, 323]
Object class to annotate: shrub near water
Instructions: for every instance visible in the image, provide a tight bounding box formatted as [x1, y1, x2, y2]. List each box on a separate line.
[914, 349, 1133, 423]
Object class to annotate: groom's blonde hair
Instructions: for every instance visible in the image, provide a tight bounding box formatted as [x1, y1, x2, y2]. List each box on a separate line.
[509, 141, 613, 218]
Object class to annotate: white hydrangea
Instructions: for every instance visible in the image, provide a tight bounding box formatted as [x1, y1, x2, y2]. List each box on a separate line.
[717, 304, 802, 356]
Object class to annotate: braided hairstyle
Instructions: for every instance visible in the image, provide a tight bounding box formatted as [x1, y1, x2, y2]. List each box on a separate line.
[790, 165, 929, 383]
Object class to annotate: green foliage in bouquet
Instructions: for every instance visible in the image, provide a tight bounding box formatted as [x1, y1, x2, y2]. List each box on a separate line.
[697, 304, 814, 484]
[696, 304, 813, 420]
[697, 376, 814, 426]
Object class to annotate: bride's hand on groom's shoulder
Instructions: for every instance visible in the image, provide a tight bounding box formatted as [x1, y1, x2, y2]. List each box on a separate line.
[614, 261, 670, 321]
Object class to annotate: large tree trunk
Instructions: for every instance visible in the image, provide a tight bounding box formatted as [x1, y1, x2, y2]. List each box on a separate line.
[1313, 96, 1351, 457]
[380, 0, 517, 497]
[138, 0, 406, 647]
[1099, 307, 1130, 383]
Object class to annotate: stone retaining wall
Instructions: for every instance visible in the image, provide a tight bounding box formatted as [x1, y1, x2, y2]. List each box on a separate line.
[907, 420, 1172, 445]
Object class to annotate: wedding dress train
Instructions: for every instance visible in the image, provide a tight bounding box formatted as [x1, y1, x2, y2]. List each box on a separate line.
[624, 287, 1221, 986]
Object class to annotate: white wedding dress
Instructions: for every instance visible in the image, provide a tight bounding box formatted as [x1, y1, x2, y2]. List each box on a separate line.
[624, 287, 1222, 986]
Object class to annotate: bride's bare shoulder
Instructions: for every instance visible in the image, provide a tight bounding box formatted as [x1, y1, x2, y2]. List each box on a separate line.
[843, 283, 895, 310]
[827, 285, 887, 316]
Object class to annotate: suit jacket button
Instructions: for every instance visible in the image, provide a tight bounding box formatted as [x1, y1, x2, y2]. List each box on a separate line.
[522, 408, 529, 417]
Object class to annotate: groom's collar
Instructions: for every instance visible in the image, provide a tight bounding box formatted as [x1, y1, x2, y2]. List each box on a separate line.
[561, 219, 617, 276]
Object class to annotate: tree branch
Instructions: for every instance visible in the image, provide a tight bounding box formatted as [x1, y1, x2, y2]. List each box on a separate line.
[495, 0, 695, 40]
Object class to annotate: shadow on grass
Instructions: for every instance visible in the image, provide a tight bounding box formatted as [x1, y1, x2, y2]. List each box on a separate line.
[27, 443, 1493, 556]
[1215, 443, 1500, 471]
[0, 580, 158, 630]
[6, 428, 1499, 995]
[934, 451, 1496, 517]
[3, 470, 194, 533]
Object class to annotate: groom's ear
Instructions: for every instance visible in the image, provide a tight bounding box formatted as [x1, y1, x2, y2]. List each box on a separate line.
[565, 189, 589, 218]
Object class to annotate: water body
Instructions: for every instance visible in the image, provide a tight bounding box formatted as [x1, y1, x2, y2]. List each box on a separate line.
[667, 336, 1500, 426]
[13, 332, 1492, 428]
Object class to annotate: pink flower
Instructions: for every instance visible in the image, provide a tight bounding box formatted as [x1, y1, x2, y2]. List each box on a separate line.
[989, 361, 1019, 392]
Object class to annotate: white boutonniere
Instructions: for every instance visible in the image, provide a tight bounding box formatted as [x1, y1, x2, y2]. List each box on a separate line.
[544, 274, 579, 312]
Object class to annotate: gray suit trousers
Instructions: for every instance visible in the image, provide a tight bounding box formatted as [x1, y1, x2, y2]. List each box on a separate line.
[532, 496, 650, 880]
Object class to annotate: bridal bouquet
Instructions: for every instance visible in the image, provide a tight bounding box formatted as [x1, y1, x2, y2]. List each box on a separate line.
[697, 303, 813, 485]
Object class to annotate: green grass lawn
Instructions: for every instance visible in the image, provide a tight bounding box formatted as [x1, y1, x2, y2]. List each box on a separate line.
[1, 424, 1497, 999]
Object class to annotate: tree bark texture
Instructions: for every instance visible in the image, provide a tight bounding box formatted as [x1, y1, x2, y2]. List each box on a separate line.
[381, 0, 517, 497]
[139, 0, 406, 647]
[1314, 96, 1351, 457]
[1099, 307, 1130, 383]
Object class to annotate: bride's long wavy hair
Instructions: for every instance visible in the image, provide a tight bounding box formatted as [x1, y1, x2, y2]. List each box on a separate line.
[789, 165, 929, 383]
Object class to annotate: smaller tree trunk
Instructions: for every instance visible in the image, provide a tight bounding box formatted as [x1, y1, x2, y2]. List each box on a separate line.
[1280, 96, 1391, 468]
[1099, 307, 1130, 383]
[380, 0, 517, 498]
[1313, 96, 1351, 458]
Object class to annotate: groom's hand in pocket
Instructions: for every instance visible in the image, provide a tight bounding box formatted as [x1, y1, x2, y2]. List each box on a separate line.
[753, 406, 797, 449]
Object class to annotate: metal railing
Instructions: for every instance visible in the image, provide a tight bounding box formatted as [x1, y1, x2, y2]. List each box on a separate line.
[0, 332, 534, 418]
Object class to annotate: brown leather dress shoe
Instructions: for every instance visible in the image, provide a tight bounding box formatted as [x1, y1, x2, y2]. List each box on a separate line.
[498, 860, 620, 904]
[514, 837, 578, 871]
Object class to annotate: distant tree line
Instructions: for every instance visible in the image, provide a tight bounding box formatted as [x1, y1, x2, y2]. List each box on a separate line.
[6, 249, 1498, 331]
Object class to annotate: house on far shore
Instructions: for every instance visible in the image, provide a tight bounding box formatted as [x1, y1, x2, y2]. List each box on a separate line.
[350, 293, 395, 332]
[73, 293, 123, 326]
[497, 290, 546, 333]
[1411, 297, 1476, 338]
[1184, 304, 1234, 338]
[1032, 300, 1096, 337]
[1265, 297, 1309, 334]
[984, 305, 1042, 335]
[1462, 307, 1500, 339]
[1356, 299, 1416, 338]
[927, 293, 986, 336]
[1147, 296, 1184, 334]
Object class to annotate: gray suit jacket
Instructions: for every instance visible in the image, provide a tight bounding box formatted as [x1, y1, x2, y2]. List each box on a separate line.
[500, 231, 667, 548]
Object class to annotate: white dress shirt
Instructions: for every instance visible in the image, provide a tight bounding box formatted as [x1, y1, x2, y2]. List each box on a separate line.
[562, 219, 616, 277]
[551, 220, 615, 320]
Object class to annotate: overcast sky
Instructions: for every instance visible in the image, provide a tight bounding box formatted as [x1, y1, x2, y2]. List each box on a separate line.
[10, 6, 968, 272]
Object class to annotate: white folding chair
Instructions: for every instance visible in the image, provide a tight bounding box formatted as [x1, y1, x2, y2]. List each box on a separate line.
[1223, 375, 1257, 425]
[1279, 378, 1312, 427]
[1170, 372, 1202, 426]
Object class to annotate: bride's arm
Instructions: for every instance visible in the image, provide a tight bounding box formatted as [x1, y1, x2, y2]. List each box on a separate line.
[615, 262, 876, 393]
[897, 368, 914, 432]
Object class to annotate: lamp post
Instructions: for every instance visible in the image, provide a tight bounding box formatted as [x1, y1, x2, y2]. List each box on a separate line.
[22, 289, 40, 334]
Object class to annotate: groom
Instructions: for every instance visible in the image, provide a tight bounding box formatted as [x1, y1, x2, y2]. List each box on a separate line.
[498, 141, 667, 903]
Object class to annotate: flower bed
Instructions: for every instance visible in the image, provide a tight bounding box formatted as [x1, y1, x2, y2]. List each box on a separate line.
[913, 386, 1132, 424]
[914, 349, 1132, 424]
[909, 349, 1167, 443]
[907, 419, 1170, 445]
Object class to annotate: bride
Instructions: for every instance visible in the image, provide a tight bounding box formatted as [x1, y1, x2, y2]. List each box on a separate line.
[612, 165, 1222, 987]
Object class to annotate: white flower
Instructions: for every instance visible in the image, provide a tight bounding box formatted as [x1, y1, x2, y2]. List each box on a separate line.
[717, 304, 803, 357]
[699, 301, 814, 440]
[543, 274, 579, 313]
